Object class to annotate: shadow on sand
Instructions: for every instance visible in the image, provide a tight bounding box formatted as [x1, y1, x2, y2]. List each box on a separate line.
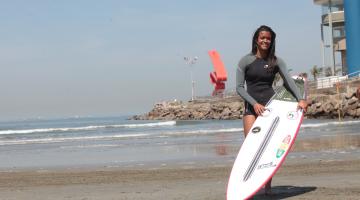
[253, 185, 317, 199]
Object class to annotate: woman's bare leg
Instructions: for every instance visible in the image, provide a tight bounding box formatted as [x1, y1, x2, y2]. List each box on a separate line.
[243, 115, 256, 138]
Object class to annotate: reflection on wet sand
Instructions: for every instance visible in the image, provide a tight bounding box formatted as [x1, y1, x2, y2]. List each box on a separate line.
[178, 132, 360, 159]
[293, 134, 360, 152]
[211, 134, 360, 157]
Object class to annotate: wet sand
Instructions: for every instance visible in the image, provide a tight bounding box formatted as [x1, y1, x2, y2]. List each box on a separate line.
[0, 158, 359, 200]
[1, 132, 359, 200]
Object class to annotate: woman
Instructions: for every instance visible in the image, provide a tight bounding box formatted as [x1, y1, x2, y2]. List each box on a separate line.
[236, 25, 307, 195]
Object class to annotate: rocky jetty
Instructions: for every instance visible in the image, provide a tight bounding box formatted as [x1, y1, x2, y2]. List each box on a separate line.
[306, 91, 360, 119]
[132, 96, 244, 120]
[131, 90, 360, 120]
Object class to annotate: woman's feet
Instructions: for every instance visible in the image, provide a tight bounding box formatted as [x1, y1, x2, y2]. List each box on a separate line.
[264, 178, 273, 196]
[264, 185, 273, 196]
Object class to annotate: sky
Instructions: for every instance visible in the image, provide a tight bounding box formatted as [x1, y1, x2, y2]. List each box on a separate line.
[0, 0, 323, 121]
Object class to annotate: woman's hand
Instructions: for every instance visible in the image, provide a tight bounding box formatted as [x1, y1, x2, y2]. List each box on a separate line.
[253, 103, 266, 116]
[297, 100, 308, 112]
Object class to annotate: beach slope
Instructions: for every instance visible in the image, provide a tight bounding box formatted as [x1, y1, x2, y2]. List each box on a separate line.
[0, 159, 359, 200]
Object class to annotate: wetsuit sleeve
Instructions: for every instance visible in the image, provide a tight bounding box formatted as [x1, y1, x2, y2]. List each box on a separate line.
[277, 58, 304, 101]
[236, 56, 258, 106]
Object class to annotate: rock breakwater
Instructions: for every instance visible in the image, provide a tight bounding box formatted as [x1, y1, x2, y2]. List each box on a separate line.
[131, 91, 360, 120]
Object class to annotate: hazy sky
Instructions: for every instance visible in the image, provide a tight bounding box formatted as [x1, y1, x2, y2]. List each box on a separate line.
[0, 0, 323, 120]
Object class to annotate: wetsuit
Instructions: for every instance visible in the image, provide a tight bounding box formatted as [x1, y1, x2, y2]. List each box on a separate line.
[236, 54, 304, 116]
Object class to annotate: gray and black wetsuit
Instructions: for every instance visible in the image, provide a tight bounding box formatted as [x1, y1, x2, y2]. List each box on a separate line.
[236, 54, 303, 116]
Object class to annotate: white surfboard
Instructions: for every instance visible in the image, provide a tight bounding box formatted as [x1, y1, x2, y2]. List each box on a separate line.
[227, 77, 306, 200]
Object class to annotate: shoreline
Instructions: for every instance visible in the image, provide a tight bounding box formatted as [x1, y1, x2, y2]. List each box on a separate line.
[0, 159, 359, 199]
[2, 125, 359, 172]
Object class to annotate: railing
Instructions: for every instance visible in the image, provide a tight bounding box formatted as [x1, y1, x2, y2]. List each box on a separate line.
[312, 75, 348, 89]
[307, 70, 360, 96]
[347, 70, 360, 77]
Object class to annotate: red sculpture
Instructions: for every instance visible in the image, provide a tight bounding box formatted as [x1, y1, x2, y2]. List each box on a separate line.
[208, 50, 227, 96]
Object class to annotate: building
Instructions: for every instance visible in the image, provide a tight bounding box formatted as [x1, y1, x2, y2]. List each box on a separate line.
[314, 0, 360, 77]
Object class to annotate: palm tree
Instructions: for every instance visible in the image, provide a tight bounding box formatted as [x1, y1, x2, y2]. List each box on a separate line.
[324, 67, 333, 77]
[310, 65, 320, 81]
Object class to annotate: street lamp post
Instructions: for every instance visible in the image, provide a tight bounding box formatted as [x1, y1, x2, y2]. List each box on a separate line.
[184, 56, 198, 101]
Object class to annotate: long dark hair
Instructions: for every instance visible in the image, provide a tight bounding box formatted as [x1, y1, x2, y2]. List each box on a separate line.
[251, 25, 277, 69]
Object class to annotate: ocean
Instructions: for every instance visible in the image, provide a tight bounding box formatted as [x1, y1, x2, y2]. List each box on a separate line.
[0, 116, 359, 171]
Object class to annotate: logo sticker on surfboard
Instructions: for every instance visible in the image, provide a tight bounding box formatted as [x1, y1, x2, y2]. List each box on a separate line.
[286, 111, 298, 120]
[251, 126, 261, 133]
[257, 162, 277, 169]
[276, 135, 291, 158]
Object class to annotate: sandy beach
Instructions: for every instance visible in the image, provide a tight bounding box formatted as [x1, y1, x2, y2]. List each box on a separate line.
[0, 158, 359, 200]
[1, 118, 359, 200]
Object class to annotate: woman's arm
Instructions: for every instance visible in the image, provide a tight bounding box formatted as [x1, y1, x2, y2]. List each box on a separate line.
[236, 55, 257, 106]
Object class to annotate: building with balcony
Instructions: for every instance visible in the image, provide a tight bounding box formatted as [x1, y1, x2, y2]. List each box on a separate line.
[314, 0, 345, 75]
[314, 0, 360, 77]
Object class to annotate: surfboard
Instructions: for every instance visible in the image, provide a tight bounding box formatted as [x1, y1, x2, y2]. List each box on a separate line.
[227, 77, 306, 200]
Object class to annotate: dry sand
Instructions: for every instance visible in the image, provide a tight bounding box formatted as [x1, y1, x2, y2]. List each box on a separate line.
[0, 159, 359, 200]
